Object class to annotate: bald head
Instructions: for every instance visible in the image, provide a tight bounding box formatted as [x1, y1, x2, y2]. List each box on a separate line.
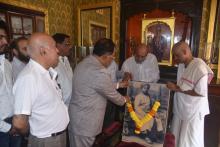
[135, 43, 149, 63]
[136, 43, 148, 54]
[27, 33, 59, 69]
[28, 33, 51, 56]
[172, 41, 193, 65]
[172, 41, 191, 53]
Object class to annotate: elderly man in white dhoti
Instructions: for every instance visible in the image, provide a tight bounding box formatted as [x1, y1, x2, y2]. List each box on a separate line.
[167, 41, 213, 147]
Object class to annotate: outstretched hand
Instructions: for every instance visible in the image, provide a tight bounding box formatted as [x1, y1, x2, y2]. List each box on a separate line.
[119, 81, 129, 88]
[123, 72, 132, 81]
[124, 96, 131, 103]
[166, 82, 180, 92]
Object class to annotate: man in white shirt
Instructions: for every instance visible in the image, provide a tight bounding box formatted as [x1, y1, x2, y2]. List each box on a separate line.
[0, 20, 21, 147]
[107, 60, 129, 89]
[10, 37, 29, 83]
[107, 60, 118, 83]
[11, 33, 69, 147]
[167, 41, 213, 147]
[53, 33, 73, 107]
[121, 43, 160, 83]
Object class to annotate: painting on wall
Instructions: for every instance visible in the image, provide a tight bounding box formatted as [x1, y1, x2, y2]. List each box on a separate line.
[11, 15, 23, 34]
[80, 6, 111, 46]
[36, 16, 45, 33]
[142, 17, 175, 66]
[23, 17, 33, 34]
[122, 81, 170, 147]
[89, 22, 107, 46]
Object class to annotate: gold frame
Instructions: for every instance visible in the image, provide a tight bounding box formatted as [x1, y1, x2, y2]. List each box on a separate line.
[77, 2, 115, 46]
[205, 0, 218, 70]
[0, 0, 49, 33]
[89, 21, 108, 46]
[204, 0, 220, 80]
[141, 16, 175, 66]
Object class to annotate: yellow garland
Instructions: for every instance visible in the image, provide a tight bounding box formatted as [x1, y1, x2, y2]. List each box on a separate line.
[126, 100, 160, 134]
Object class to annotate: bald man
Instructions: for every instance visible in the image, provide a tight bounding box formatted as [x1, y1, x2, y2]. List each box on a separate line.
[11, 33, 69, 147]
[167, 41, 213, 147]
[121, 43, 160, 82]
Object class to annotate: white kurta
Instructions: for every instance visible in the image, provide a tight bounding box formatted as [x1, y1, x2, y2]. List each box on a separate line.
[12, 57, 26, 83]
[172, 58, 213, 147]
[55, 56, 73, 107]
[121, 53, 160, 82]
[0, 55, 14, 132]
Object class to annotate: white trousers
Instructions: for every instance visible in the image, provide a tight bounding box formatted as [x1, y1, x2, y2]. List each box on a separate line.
[171, 114, 205, 147]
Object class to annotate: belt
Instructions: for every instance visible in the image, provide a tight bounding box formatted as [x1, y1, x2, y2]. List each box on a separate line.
[51, 129, 66, 137]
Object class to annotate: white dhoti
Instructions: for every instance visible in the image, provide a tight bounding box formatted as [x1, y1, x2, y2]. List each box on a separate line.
[172, 58, 213, 147]
[171, 114, 204, 147]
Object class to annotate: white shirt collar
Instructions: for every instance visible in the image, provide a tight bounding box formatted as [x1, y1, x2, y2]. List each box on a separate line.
[29, 59, 48, 74]
[59, 56, 68, 63]
[0, 54, 5, 63]
[29, 59, 58, 80]
[13, 57, 26, 66]
[49, 67, 58, 80]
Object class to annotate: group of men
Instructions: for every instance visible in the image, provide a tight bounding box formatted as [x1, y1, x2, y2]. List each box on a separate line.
[0, 18, 213, 147]
[0, 20, 73, 147]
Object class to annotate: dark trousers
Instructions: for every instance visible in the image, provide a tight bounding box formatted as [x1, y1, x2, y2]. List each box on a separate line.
[0, 117, 21, 147]
[0, 132, 21, 147]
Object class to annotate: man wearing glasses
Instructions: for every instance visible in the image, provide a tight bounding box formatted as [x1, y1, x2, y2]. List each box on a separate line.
[53, 33, 73, 107]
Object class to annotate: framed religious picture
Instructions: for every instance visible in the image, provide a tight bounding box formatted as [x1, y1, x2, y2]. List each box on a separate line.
[122, 81, 170, 146]
[209, 0, 220, 79]
[23, 17, 33, 34]
[36, 16, 45, 33]
[142, 17, 175, 66]
[89, 21, 108, 46]
[11, 15, 22, 34]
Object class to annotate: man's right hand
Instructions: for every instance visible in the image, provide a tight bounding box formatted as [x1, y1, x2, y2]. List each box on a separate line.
[12, 114, 29, 135]
[119, 81, 129, 88]
[124, 96, 131, 103]
[123, 72, 132, 81]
